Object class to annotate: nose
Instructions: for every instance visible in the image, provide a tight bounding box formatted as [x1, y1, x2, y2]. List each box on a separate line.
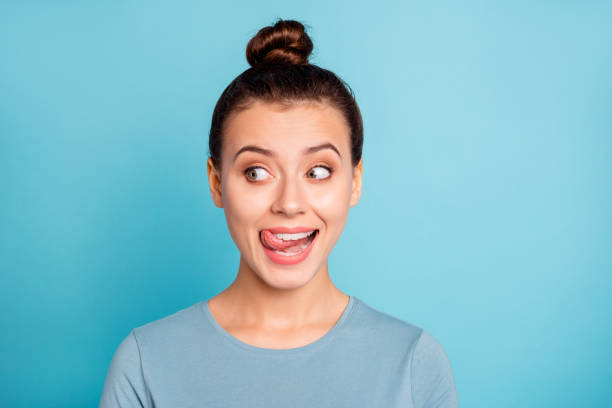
[271, 174, 307, 217]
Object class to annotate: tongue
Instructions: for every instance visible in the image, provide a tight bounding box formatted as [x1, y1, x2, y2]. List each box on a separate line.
[261, 230, 313, 251]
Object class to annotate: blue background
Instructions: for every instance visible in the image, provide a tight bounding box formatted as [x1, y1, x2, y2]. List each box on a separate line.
[1, 1, 610, 406]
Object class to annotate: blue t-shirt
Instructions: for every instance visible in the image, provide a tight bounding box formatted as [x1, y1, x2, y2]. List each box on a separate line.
[99, 295, 459, 407]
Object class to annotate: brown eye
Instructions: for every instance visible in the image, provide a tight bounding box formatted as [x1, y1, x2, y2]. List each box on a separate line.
[245, 167, 271, 181]
[307, 166, 332, 180]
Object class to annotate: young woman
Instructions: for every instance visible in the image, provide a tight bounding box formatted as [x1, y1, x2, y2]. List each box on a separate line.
[100, 19, 459, 408]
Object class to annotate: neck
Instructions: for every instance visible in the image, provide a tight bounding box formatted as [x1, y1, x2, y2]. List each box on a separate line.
[212, 256, 348, 330]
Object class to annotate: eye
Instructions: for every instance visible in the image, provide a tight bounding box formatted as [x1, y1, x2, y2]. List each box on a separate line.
[244, 166, 271, 182]
[307, 166, 332, 180]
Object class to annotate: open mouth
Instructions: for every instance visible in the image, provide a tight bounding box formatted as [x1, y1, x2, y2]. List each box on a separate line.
[259, 229, 319, 257]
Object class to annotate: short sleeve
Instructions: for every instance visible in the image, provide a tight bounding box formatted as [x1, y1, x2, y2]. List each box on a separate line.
[99, 330, 151, 408]
[411, 330, 460, 408]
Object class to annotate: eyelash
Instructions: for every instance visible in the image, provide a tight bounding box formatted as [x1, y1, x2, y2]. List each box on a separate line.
[244, 165, 334, 182]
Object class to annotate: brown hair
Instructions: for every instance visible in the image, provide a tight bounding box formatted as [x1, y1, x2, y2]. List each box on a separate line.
[208, 19, 363, 170]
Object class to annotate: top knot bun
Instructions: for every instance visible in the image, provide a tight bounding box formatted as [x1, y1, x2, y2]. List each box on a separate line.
[246, 19, 313, 68]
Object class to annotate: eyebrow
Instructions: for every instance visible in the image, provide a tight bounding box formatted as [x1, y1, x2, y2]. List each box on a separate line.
[232, 142, 342, 163]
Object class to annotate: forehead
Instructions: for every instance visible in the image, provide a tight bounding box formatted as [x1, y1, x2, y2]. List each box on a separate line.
[222, 100, 350, 155]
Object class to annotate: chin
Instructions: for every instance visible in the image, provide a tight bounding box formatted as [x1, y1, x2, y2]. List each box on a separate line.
[256, 265, 318, 290]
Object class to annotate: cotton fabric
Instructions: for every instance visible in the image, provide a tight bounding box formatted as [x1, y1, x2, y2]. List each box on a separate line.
[99, 295, 459, 407]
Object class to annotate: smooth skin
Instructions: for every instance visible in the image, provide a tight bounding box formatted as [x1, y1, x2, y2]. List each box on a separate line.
[206, 100, 363, 349]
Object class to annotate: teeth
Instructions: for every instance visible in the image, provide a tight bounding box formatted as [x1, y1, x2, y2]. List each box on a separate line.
[273, 230, 315, 241]
[274, 250, 301, 256]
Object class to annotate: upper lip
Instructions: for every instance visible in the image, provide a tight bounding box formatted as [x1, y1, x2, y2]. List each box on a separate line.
[261, 226, 318, 234]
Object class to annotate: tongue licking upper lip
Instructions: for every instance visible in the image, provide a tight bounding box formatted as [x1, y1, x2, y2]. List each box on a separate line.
[261, 230, 316, 251]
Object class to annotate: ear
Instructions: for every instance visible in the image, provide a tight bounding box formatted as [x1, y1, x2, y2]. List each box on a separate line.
[349, 158, 363, 207]
[207, 158, 224, 208]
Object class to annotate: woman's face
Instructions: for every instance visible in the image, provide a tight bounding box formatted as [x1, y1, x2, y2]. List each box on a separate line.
[207, 100, 362, 289]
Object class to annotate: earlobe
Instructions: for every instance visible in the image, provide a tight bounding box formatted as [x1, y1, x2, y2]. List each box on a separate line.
[349, 158, 363, 207]
[206, 158, 224, 208]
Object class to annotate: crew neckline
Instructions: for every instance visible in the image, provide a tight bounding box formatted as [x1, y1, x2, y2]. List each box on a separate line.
[201, 295, 357, 355]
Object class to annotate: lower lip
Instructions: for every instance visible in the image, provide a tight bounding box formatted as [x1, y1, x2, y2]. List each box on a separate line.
[260, 231, 318, 265]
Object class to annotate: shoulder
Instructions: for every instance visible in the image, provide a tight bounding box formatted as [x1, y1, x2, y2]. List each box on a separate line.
[106, 301, 206, 366]
[130, 301, 207, 350]
[352, 297, 459, 407]
[411, 329, 456, 382]
[411, 330, 459, 407]
[352, 296, 424, 346]
[348, 296, 425, 365]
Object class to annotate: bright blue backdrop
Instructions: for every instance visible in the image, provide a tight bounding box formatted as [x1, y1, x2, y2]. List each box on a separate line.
[1, 1, 610, 407]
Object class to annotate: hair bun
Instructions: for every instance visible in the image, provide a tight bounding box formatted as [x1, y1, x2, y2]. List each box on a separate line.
[246, 19, 313, 68]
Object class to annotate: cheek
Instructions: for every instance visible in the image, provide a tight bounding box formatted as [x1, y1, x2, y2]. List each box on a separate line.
[310, 177, 353, 225]
[222, 179, 269, 228]
[222, 182, 269, 256]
